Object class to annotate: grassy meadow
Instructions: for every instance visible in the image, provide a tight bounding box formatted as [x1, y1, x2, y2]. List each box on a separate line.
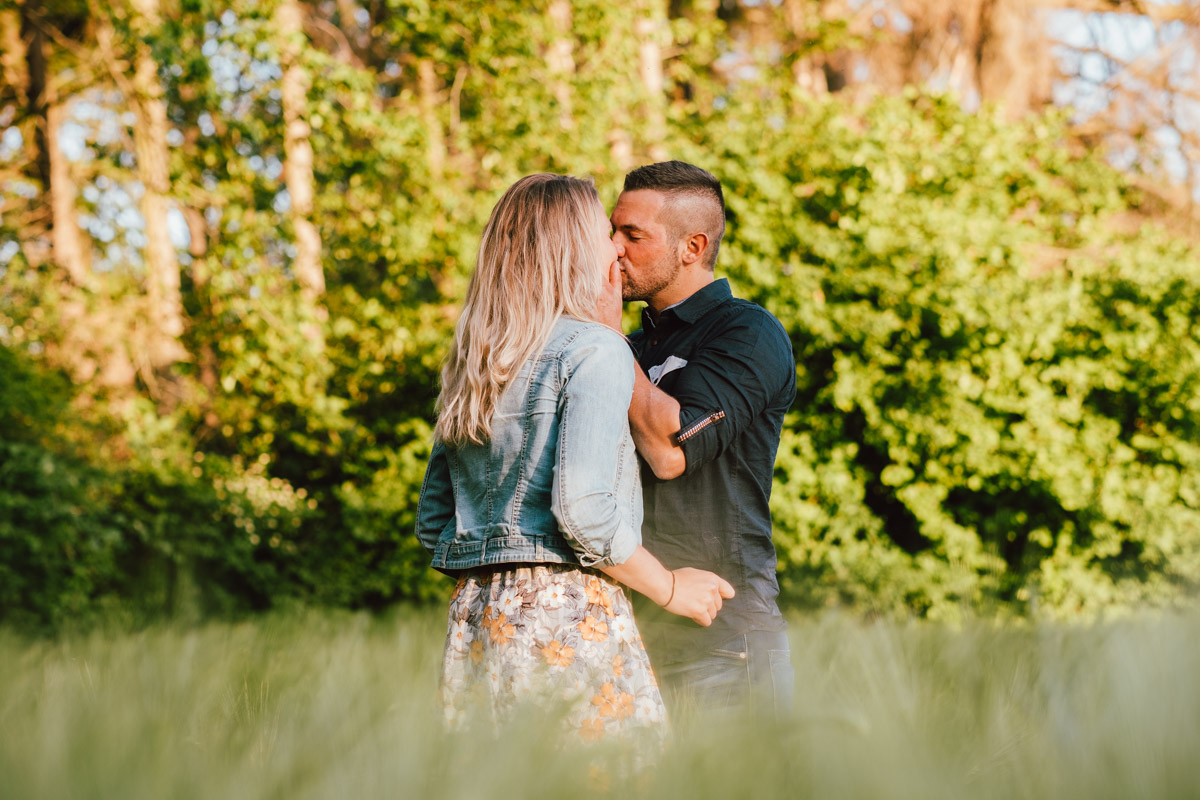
[2, 607, 1199, 800]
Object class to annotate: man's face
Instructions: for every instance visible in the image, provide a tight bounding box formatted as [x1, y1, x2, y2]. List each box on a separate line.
[610, 190, 681, 303]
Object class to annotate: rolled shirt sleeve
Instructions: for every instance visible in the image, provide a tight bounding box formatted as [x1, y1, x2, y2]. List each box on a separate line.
[551, 328, 641, 568]
[668, 309, 795, 476]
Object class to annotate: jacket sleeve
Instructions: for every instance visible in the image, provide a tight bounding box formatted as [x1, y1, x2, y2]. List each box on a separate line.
[551, 328, 640, 568]
[415, 438, 455, 556]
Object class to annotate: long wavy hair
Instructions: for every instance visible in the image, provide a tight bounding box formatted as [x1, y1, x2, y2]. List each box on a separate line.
[435, 174, 608, 445]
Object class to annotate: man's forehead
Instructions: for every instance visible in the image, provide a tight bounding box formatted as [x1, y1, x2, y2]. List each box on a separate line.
[612, 189, 666, 226]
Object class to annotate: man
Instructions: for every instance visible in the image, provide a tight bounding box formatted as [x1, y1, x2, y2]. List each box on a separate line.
[599, 161, 796, 719]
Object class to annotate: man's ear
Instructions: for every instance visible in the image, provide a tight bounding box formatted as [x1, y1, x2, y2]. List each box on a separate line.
[680, 232, 711, 266]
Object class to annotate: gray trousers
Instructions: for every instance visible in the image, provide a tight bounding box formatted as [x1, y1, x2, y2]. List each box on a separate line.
[654, 629, 794, 722]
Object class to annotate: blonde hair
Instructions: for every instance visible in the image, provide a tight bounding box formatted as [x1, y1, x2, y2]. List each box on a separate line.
[435, 174, 609, 445]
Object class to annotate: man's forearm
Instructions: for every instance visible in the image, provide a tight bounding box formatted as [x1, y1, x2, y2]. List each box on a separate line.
[628, 364, 686, 480]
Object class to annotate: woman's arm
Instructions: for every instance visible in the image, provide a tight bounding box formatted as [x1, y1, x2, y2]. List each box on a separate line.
[550, 330, 643, 567]
[600, 547, 735, 627]
[552, 325, 734, 625]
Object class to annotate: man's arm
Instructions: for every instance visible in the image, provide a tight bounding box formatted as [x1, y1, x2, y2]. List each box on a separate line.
[605, 286, 795, 483]
[628, 365, 685, 479]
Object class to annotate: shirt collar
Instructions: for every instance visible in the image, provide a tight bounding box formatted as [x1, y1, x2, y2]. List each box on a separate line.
[642, 278, 732, 330]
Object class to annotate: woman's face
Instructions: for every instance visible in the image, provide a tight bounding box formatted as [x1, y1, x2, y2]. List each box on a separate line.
[592, 207, 619, 277]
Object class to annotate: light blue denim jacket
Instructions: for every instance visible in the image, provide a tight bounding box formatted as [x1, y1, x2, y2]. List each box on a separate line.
[416, 317, 642, 572]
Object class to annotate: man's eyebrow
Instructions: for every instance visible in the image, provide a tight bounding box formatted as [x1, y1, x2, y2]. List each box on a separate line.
[614, 222, 646, 232]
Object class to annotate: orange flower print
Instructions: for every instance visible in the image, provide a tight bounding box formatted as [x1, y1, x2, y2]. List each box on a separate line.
[579, 614, 608, 642]
[487, 611, 515, 645]
[469, 639, 484, 665]
[579, 717, 607, 743]
[541, 640, 576, 668]
[613, 690, 634, 720]
[584, 577, 615, 616]
[592, 682, 635, 720]
[592, 682, 618, 718]
[612, 653, 624, 677]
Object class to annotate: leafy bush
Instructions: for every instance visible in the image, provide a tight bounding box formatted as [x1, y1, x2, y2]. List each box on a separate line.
[0, 346, 324, 630]
[687, 92, 1200, 618]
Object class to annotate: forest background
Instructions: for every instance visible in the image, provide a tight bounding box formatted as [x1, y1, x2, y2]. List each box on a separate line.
[3, 0, 1200, 633]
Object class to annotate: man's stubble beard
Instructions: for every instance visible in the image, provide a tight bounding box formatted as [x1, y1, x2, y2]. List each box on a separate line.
[620, 253, 682, 303]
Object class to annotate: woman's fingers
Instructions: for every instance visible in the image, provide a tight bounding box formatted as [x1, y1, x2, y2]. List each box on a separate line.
[663, 567, 737, 626]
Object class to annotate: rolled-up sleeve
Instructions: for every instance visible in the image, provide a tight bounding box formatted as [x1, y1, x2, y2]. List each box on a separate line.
[551, 329, 640, 568]
[415, 439, 455, 555]
[670, 311, 795, 476]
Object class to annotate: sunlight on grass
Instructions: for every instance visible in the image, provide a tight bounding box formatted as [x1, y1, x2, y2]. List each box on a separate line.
[2, 607, 1198, 799]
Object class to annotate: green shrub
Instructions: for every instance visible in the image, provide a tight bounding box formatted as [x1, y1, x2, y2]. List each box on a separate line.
[686, 93, 1200, 618]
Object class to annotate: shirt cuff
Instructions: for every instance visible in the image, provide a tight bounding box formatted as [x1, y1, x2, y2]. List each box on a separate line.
[674, 406, 727, 476]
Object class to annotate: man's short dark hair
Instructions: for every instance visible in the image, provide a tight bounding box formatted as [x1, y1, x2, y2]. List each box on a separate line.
[623, 161, 726, 270]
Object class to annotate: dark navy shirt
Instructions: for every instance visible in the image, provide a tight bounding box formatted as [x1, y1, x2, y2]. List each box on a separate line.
[629, 279, 796, 665]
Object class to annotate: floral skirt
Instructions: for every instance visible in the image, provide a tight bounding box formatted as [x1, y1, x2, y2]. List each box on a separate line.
[440, 563, 667, 746]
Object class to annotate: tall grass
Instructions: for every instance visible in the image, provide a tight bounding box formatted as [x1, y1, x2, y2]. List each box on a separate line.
[2, 607, 1198, 799]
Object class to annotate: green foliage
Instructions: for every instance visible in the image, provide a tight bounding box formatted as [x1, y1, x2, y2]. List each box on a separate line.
[2, 2, 1199, 627]
[0, 346, 315, 630]
[0, 347, 117, 630]
[689, 92, 1200, 618]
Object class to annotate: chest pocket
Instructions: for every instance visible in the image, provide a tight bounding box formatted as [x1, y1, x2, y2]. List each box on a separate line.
[647, 355, 688, 386]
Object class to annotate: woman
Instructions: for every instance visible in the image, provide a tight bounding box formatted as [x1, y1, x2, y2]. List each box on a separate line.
[416, 174, 734, 743]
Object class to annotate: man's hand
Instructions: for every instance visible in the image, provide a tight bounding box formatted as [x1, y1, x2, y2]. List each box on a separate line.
[594, 258, 624, 332]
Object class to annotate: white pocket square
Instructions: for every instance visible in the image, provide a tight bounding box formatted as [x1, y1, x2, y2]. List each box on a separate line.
[648, 355, 688, 385]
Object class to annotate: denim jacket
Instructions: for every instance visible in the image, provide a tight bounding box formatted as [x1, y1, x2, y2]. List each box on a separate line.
[416, 316, 642, 572]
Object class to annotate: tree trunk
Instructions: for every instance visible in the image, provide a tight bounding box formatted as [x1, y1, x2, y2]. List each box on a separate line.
[20, 3, 50, 198]
[10, 4, 46, 268]
[1, 8, 27, 100]
[545, 0, 575, 131]
[417, 59, 445, 181]
[635, 0, 669, 162]
[276, 0, 325, 304]
[17, 3, 89, 284]
[977, 0, 1051, 116]
[128, 0, 186, 370]
[47, 92, 90, 285]
[783, 0, 830, 96]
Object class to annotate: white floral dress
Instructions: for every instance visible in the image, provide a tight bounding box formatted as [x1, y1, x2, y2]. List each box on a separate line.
[440, 564, 667, 746]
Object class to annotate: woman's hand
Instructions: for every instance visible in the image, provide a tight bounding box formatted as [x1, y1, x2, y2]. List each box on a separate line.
[600, 548, 734, 627]
[662, 567, 736, 627]
[594, 258, 624, 332]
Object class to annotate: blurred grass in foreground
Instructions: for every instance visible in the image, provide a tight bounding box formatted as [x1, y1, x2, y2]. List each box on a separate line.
[1, 607, 1198, 800]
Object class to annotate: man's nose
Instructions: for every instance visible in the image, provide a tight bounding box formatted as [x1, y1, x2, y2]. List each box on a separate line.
[611, 234, 625, 256]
